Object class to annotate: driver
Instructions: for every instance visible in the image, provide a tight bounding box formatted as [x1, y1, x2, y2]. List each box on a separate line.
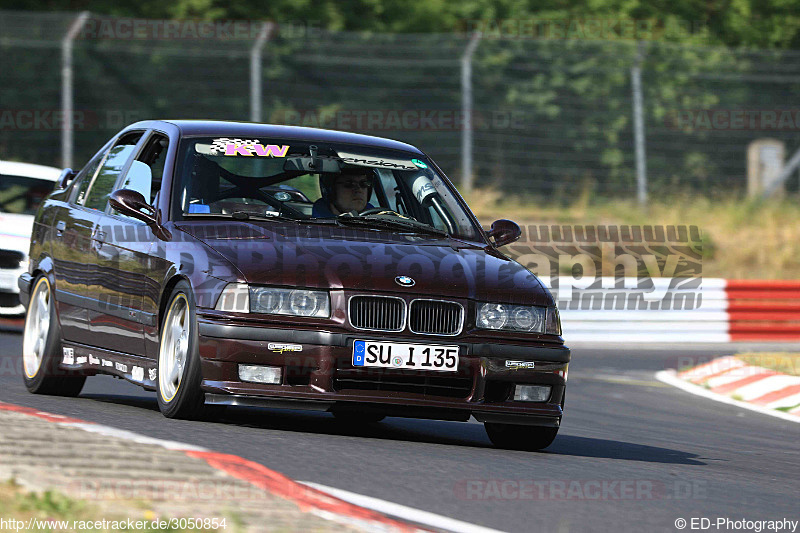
[312, 168, 375, 217]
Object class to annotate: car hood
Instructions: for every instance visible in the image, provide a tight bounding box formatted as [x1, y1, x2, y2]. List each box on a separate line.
[177, 221, 552, 305]
[0, 213, 34, 255]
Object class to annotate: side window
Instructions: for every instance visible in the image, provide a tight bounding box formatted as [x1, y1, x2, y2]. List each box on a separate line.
[377, 169, 400, 212]
[112, 134, 169, 220]
[70, 143, 113, 205]
[82, 132, 143, 211]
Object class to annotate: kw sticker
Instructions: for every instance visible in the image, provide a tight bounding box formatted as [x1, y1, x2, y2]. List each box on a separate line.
[268, 343, 302, 354]
[209, 138, 258, 153]
[148, 368, 157, 381]
[224, 143, 289, 157]
[505, 360, 535, 370]
[131, 366, 144, 382]
[115, 362, 128, 373]
[62, 348, 74, 365]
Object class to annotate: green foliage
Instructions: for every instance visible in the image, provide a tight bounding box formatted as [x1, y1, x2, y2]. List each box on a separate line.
[3, 0, 800, 48]
[18, 490, 85, 515]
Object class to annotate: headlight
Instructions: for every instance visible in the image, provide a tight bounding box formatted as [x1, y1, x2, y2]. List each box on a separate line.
[215, 283, 249, 312]
[477, 303, 560, 335]
[251, 286, 330, 317]
[477, 303, 508, 329]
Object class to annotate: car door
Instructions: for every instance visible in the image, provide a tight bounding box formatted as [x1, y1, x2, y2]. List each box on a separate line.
[79, 131, 147, 353]
[50, 144, 111, 342]
[93, 131, 169, 356]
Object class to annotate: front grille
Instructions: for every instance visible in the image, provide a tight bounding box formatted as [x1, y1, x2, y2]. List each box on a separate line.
[0, 249, 23, 270]
[409, 299, 463, 335]
[333, 368, 473, 399]
[349, 295, 405, 332]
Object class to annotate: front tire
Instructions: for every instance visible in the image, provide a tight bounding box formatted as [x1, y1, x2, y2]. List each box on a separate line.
[22, 275, 85, 396]
[484, 423, 559, 451]
[156, 281, 206, 419]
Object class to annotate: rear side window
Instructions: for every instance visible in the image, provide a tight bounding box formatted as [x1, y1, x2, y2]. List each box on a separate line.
[82, 132, 143, 211]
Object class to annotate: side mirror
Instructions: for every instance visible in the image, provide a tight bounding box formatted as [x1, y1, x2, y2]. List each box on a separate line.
[487, 219, 521, 247]
[56, 168, 77, 190]
[109, 189, 157, 226]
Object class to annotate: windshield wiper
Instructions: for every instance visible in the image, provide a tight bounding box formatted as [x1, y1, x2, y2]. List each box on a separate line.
[185, 211, 298, 222]
[335, 214, 448, 237]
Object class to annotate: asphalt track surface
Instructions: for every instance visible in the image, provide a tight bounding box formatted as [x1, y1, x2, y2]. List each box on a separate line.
[1, 324, 798, 533]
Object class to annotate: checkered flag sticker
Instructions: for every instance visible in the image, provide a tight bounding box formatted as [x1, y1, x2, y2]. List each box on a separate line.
[208, 138, 262, 155]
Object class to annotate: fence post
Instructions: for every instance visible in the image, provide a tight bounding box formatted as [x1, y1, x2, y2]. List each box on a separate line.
[460, 32, 481, 193]
[61, 11, 90, 169]
[631, 41, 647, 206]
[250, 22, 276, 123]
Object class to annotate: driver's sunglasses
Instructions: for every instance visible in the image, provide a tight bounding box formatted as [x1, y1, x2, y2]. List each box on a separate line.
[337, 180, 371, 190]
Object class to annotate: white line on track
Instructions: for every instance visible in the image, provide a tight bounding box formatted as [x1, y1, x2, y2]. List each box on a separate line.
[65, 422, 208, 451]
[655, 370, 800, 424]
[299, 482, 506, 533]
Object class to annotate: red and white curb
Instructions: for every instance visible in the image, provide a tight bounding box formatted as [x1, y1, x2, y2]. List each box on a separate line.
[0, 401, 501, 533]
[655, 356, 800, 423]
[556, 278, 800, 343]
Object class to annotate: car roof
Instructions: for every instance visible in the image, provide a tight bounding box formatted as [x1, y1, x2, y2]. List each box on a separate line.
[133, 120, 425, 155]
[0, 161, 61, 181]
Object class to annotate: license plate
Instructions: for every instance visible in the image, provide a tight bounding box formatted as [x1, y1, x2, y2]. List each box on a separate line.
[352, 340, 459, 372]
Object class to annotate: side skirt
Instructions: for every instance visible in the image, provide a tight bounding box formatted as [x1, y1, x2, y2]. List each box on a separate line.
[58, 341, 158, 391]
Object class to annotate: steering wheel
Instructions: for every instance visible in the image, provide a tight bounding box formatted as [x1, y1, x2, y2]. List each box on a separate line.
[358, 207, 407, 218]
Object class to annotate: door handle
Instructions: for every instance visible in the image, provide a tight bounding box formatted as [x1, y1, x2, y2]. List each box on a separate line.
[56, 220, 66, 236]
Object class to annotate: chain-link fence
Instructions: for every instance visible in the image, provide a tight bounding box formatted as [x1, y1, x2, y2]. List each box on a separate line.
[3, 10, 800, 200]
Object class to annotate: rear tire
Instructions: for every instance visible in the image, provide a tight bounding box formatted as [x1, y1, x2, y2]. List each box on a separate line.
[22, 275, 85, 396]
[484, 423, 559, 451]
[156, 281, 206, 419]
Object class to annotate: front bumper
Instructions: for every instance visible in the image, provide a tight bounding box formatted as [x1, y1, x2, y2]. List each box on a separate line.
[0, 269, 29, 315]
[197, 318, 570, 427]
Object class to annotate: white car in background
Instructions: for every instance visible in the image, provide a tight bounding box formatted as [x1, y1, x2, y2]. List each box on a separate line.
[0, 160, 61, 315]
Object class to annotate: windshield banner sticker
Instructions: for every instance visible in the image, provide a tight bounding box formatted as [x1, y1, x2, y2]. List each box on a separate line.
[337, 150, 418, 171]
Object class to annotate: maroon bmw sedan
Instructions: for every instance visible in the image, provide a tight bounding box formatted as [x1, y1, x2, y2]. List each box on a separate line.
[19, 120, 569, 450]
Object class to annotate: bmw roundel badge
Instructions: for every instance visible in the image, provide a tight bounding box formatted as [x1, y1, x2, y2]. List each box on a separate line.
[395, 276, 415, 287]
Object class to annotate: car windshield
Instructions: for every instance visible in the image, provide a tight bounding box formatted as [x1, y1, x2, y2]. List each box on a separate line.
[172, 137, 482, 241]
[0, 175, 55, 215]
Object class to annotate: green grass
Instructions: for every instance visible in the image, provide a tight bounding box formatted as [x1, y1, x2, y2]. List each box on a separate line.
[463, 189, 800, 279]
[736, 353, 800, 376]
[0, 480, 225, 533]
